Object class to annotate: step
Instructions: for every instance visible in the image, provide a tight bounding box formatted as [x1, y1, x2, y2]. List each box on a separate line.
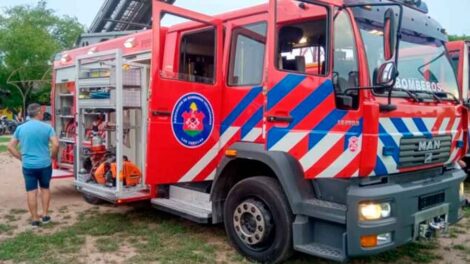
[151, 185, 212, 223]
[301, 199, 347, 224]
[151, 198, 212, 224]
[295, 243, 346, 263]
[169, 185, 211, 211]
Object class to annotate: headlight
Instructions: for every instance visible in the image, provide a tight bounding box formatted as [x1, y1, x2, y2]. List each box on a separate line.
[460, 183, 465, 198]
[359, 202, 391, 221]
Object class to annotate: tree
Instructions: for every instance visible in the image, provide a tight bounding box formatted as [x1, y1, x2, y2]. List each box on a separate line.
[0, 0, 84, 116]
[449, 35, 470, 41]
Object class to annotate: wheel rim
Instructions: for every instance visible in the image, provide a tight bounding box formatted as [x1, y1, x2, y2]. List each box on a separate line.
[233, 199, 273, 247]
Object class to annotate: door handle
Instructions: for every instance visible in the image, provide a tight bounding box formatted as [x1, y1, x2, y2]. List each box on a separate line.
[267, 115, 293, 123]
[152, 110, 171, 117]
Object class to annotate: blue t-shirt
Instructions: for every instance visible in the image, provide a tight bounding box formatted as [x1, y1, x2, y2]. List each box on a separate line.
[13, 120, 56, 169]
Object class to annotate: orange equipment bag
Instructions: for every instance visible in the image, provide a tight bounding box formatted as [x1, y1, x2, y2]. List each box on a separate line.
[94, 161, 142, 187]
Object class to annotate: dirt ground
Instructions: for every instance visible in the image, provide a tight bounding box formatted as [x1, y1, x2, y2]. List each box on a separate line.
[0, 151, 470, 264]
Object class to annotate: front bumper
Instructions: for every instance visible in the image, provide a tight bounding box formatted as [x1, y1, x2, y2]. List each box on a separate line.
[346, 168, 466, 257]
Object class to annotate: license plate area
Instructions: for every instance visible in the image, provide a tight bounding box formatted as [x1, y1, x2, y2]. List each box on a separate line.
[413, 203, 449, 240]
[419, 192, 445, 211]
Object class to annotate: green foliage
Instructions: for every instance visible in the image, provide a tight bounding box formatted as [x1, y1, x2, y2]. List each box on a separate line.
[449, 35, 470, 41]
[0, 0, 84, 112]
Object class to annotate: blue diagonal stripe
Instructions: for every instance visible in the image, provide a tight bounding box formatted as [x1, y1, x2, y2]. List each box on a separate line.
[379, 124, 400, 163]
[374, 156, 388, 176]
[267, 74, 306, 110]
[221, 86, 262, 134]
[308, 110, 349, 150]
[413, 118, 432, 138]
[267, 80, 334, 149]
[241, 107, 263, 139]
[390, 118, 410, 134]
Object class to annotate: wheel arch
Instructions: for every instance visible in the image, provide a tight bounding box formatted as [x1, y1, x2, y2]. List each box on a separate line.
[211, 142, 316, 223]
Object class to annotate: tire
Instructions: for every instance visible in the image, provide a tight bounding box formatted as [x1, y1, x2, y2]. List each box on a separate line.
[224, 176, 294, 264]
[83, 193, 103, 205]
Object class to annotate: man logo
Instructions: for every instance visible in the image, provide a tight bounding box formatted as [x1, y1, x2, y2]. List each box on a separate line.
[418, 140, 441, 152]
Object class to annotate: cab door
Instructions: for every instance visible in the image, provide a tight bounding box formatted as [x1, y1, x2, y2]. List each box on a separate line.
[265, 0, 364, 179]
[147, 2, 224, 184]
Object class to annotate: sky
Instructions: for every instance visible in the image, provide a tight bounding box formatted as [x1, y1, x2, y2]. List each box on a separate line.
[0, 0, 468, 35]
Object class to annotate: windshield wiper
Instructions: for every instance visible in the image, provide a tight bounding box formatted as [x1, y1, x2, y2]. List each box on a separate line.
[436, 91, 460, 104]
[389, 87, 422, 102]
[344, 86, 421, 102]
[410, 90, 442, 103]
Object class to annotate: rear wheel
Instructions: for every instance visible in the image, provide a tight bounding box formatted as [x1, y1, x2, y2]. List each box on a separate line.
[224, 176, 293, 264]
[83, 193, 103, 205]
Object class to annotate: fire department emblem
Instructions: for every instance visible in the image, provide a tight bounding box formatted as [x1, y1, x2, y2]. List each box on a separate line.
[348, 136, 360, 153]
[172, 93, 214, 148]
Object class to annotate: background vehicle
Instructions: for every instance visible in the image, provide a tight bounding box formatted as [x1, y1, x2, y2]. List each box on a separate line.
[52, 0, 467, 262]
[0, 116, 19, 135]
[448, 41, 470, 173]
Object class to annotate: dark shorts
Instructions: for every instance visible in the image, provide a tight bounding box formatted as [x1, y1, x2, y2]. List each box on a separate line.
[22, 166, 52, 192]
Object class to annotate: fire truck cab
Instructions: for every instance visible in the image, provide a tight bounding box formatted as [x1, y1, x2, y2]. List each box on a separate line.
[52, 0, 467, 262]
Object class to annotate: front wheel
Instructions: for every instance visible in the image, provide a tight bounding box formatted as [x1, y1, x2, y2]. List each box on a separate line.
[224, 177, 293, 264]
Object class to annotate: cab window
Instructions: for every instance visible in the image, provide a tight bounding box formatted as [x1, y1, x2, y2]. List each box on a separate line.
[276, 8, 328, 75]
[229, 23, 267, 86]
[333, 10, 359, 109]
[449, 51, 459, 74]
[179, 29, 216, 84]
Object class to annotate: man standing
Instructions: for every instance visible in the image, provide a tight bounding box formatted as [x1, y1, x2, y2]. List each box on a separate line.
[8, 104, 59, 228]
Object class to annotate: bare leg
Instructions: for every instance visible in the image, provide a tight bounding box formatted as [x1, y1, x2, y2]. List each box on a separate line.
[27, 190, 39, 221]
[40, 188, 51, 217]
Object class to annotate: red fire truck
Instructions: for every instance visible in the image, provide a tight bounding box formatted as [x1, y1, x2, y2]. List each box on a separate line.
[447, 41, 470, 170]
[52, 0, 467, 262]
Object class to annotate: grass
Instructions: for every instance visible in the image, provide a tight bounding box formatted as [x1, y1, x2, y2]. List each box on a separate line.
[453, 244, 466, 251]
[356, 241, 442, 264]
[0, 136, 10, 143]
[95, 237, 119, 253]
[464, 207, 470, 219]
[0, 145, 7, 153]
[0, 207, 220, 264]
[4, 214, 17, 222]
[0, 199, 469, 264]
[0, 224, 13, 234]
[10, 208, 28, 215]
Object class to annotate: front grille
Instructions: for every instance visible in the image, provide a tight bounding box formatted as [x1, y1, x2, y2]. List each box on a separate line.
[419, 192, 445, 211]
[399, 135, 451, 168]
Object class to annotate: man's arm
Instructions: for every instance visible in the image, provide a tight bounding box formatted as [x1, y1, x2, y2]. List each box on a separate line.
[50, 136, 59, 160]
[8, 138, 21, 160]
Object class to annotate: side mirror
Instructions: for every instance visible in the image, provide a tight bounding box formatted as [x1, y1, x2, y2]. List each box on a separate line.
[464, 98, 470, 109]
[384, 8, 398, 61]
[375, 61, 398, 87]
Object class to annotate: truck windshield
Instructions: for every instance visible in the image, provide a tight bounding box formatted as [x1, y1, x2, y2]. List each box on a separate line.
[354, 9, 459, 100]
